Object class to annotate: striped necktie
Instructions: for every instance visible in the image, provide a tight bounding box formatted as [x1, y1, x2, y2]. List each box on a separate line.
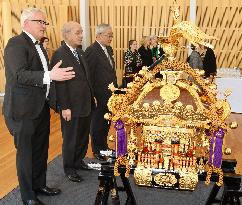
[73, 49, 80, 64]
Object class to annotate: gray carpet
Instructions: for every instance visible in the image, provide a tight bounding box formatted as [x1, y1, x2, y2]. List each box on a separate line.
[0, 156, 221, 205]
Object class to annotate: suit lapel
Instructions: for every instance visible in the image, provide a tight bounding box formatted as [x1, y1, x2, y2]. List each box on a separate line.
[77, 49, 89, 76]
[94, 41, 114, 70]
[22, 32, 45, 71]
[63, 44, 80, 65]
[63, 44, 87, 77]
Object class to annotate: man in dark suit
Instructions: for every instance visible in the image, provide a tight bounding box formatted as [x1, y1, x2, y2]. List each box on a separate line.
[50, 21, 93, 183]
[84, 24, 117, 161]
[3, 8, 75, 205]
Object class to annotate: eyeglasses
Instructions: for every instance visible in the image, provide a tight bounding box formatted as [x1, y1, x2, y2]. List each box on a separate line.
[102, 34, 113, 39]
[29, 19, 49, 26]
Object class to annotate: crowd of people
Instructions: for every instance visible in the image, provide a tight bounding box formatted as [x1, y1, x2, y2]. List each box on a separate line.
[187, 44, 217, 79]
[3, 7, 217, 205]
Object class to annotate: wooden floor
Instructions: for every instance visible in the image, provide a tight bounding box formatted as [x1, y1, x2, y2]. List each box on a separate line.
[0, 108, 242, 199]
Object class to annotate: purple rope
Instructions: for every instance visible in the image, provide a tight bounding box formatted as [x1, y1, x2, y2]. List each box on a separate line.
[114, 120, 127, 157]
[208, 128, 225, 168]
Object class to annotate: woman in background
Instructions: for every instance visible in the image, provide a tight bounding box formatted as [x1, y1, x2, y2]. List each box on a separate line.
[123, 40, 142, 86]
[138, 36, 153, 67]
[40, 37, 50, 56]
[188, 44, 203, 70]
[150, 35, 165, 63]
[40, 37, 49, 50]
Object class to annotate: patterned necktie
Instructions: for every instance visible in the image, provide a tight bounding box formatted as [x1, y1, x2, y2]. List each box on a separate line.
[103, 47, 113, 68]
[73, 49, 80, 64]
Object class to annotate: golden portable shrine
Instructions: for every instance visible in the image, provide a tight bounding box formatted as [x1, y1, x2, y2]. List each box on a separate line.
[104, 2, 237, 191]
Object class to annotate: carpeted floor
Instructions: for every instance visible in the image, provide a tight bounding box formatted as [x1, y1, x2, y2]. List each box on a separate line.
[0, 156, 222, 205]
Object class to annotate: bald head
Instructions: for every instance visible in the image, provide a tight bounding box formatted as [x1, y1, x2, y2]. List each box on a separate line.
[61, 21, 83, 48]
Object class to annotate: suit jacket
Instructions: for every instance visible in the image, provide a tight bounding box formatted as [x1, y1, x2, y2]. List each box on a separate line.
[84, 41, 117, 106]
[3, 32, 52, 120]
[50, 43, 93, 117]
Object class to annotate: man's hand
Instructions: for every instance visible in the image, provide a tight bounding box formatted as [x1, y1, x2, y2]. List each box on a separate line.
[62, 109, 71, 121]
[50, 60, 75, 81]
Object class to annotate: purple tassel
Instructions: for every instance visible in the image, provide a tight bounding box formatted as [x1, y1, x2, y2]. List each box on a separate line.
[114, 120, 127, 157]
[208, 128, 225, 168]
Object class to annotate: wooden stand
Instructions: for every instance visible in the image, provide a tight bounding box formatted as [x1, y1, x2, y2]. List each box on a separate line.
[94, 163, 137, 205]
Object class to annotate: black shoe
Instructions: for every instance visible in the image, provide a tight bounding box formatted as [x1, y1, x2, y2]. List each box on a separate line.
[76, 160, 92, 170]
[22, 198, 45, 205]
[66, 173, 83, 182]
[93, 153, 106, 161]
[35, 186, 61, 196]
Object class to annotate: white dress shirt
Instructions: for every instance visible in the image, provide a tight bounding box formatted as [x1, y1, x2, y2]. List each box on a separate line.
[23, 31, 50, 97]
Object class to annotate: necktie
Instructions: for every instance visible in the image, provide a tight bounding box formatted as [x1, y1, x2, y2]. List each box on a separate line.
[103, 47, 113, 68]
[73, 49, 80, 64]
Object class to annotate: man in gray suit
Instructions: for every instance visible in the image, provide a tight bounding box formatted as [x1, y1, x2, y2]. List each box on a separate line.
[84, 24, 117, 161]
[3, 7, 75, 205]
[51, 22, 94, 183]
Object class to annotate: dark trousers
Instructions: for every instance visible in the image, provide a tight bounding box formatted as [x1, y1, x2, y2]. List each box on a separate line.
[60, 114, 91, 175]
[90, 104, 110, 154]
[4, 102, 50, 200]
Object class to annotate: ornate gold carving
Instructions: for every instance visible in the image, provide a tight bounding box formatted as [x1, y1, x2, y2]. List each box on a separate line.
[154, 173, 177, 187]
[114, 156, 130, 178]
[160, 84, 180, 102]
[158, 2, 218, 59]
[105, 9, 232, 188]
[205, 166, 223, 186]
[134, 167, 152, 186]
[179, 172, 198, 190]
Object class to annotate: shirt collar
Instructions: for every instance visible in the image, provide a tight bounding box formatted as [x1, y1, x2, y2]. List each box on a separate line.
[64, 42, 76, 53]
[96, 40, 107, 51]
[23, 30, 38, 44]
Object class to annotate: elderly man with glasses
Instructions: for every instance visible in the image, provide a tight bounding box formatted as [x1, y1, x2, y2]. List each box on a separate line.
[3, 7, 75, 205]
[85, 23, 117, 161]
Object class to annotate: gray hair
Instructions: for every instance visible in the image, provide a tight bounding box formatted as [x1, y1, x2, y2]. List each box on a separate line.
[20, 7, 45, 28]
[95, 23, 111, 35]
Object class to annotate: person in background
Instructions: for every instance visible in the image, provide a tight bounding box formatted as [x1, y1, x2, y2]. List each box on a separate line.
[84, 23, 117, 161]
[50, 21, 93, 183]
[188, 44, 203, 70]
[40, 37, 50, 58]
[3, 7, 75, 205]
[202, 46, 217, 79]
[40, 37, 49, 50]
[138, 36, 153, 67]
[150, 35, 165, 62]
[123, 40, 142, 86]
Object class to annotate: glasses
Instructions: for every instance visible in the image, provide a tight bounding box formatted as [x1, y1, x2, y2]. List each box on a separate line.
[102, 34, 113, 39]
[29, 19, 49, 26]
